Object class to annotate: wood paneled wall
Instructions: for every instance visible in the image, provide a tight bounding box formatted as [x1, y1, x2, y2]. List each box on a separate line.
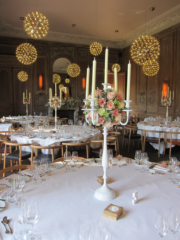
[0, 37, 120, 117]
[122, 23, 180, 120]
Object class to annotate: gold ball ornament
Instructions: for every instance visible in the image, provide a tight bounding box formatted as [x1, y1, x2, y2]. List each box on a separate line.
[24, 11, 49, 39]
[65, 78, 70, 83]
[67, 63, 81, 77]
[59, 84, 64, 89]
[16, 43, 37, 65]
[53, 74, 61, 84]
[17, 71, 28, 82]
[90, 42, 102, 56]
[130, 35, 160, 65]
[112, 64, 121, 72]
[142, 60, 159, 76]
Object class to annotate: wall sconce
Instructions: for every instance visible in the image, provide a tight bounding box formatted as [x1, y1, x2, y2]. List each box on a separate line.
[82, 77, 86, 89]
[162, 83, 168, 97]
[39, 74, 43, 89]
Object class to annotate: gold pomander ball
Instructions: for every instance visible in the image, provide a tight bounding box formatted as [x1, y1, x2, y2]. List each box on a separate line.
[24, 11, 49, 39]
[90, 42, 102, 56]
[16, 43, 37, 65]
[112, 64, 121, 72]
[65, 78, 70, 83]
[130, 35, 160, 65]
[142, 60, 159, 76]
[53, 74, 61, 84]
[67, 63, 81, 77]
[59, 84, 64, 89]
[17, 71, 28, 82]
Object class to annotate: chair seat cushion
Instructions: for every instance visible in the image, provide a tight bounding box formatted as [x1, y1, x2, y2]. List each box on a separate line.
[34, 153, 61, 163]
[145, 137, 163, 143]
[6, 150, 31, 160]
[124, 134, 141, 139]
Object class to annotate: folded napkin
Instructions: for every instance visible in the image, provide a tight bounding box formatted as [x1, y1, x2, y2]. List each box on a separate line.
[153, 165, 169, 173]
[111, 158, 127, 165]
[21, 171, 33, 177]
[84, 158, 101, 166]
[69, 161, 84, 166]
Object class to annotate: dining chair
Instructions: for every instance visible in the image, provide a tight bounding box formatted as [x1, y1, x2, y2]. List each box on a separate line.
[122, 126, 141, 152]
[30, 144, 63, 164]
[3, 141, 32, 177]
[107, 131, 121, 155]
[141, 129, 164, 157]
[61, 118, 68, 125]
[0, 164, 31, 177]
[54, 156, 85, 162]
[61, 141, 90, 159]
[0, 131, 13, 164]
[164, 131, 180, 159]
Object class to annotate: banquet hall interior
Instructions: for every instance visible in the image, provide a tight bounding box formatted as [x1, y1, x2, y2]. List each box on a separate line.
[0, 0, 180, 238]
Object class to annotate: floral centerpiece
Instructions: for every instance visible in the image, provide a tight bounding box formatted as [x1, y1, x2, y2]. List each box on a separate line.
[23, 98, 30, 104]
[161, 96, 171, 107]
[50, 97, 61, 108]
[83, 88, 125, 127]
[45, 97, 83, 109]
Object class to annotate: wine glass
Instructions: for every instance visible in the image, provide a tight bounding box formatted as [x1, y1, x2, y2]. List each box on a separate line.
[170, 157, 178, 183]
[97, 218, 111, 240]
[79, 219, 94, 240]
[134, 150, 142, 164]
[72, 151, 78, 162]
[25, 200, 40, 240]
[155, 211, 169, 237]
[108, 149, 113, 167]
[99, 149, 103, 160]
[169, 207, 180, 235]
[11, 176, 25, 206]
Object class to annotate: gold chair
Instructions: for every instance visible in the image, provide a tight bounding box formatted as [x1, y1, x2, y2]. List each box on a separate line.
[107, 131, 121, 155]
[0, 164, 31, 177]
[62, 141, 90, 159]
[164, 131, 180, 159]
[30, 144, 63, 164]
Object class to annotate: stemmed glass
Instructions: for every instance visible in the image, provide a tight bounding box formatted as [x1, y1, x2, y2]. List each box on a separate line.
[155, 211, 169, 237]
[72, 151, 78, 162]
[11, 176, 25, 206]
[99, 149, 103, 160]
[79, 219, 94, 240]
[64, 151, 71, 172]
[108, 149, 113, 167]
[169, 207, 180, 238]
[170, 157, 179, 184]
[134, 150, 142, 164]
[97, 218, 111, 240]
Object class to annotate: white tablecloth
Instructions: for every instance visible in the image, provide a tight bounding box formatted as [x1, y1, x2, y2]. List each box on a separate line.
[0, 162, 178, 239]
[11, 126, 102, 154]
[0, 123, 12, 132]
[137, 122, 180, 154]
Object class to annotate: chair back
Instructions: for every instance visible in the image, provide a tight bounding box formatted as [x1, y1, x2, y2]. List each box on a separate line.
[0, 164, 31, 177]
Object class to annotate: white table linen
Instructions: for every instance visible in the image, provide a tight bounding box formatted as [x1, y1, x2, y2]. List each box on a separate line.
[0, 123, 12, 132]
[0, 162, 178, 239]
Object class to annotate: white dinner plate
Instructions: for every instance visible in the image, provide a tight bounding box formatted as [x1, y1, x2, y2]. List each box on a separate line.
[49, 161, 65, 169]
[0, 200, 5, 210]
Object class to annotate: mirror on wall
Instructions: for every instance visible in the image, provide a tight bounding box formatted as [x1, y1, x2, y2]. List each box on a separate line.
[53, 58, 71, 99]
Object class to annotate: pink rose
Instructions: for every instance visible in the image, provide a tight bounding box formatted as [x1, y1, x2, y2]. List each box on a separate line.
[107, 101, 115, 110]
[113, 109, 119, 117]
[98, 117, 105, 124]
[104, 121, 113, 128]
[97, 89, 102, 95]
[98, 98, 106, 107]
[86, 111, 97, 120]
[115, 113, 122, 122]
[107, 91, 116, 100]
[117, 93, 123, 100]
[95, 90, 102, 97]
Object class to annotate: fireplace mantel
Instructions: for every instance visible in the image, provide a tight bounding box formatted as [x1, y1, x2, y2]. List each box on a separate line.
[48, 107, 79, 124]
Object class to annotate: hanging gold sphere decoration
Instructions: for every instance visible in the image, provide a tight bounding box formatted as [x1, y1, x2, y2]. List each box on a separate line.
[17, 71, 28, 82]
[59, 84, 64, 89]
[24, 11, 49, 39]
[65, 78, 70, 84]
[112, 64, 121, 72]
[142, 60, 159, 76]
[130, 35, 160, 65]
[90, 42, 102, 56]
[16, 43, 37, 65]
[53, 74, 61, 84]
[67, 63, 81, 77]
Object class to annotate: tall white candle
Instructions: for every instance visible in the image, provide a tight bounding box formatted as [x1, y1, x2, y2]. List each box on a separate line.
[85, 67, 90, 99]
[29, 93, 31, 101]
[49, 88, 51, 98]
[55, 83, 57, 95]
[126, 60, 131, 101]
[91, 58, 97, 99]
[168, 87, 169, 97]
[114, 67, 118, 91]
[104, 47, 109, 84]
[23, 92, 25, 101]
[60, 89, 62, 100]
[173, 91, 174, 100]
[161, 91, 163, 100]
[26, 89, 27, 98]
[170, 91, 171, 99]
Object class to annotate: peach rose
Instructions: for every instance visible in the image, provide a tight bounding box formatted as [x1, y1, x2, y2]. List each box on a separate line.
[115, 113, 122, 122]
[98, 117, 105, 124]
[104, 121, 113, 128]
[98, 98, 106, 107]
[95, 89, 103, 97]
[113, 109, 119, 117]
[107, 101, 115, 110]
[107, 91, 116, 100]
[117, 93, 123, 100]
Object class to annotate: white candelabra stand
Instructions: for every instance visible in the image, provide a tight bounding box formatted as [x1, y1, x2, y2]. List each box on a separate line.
[49, 93, 62, 129]
[161, 98, 172, 122]
[82, 83, 132, 201]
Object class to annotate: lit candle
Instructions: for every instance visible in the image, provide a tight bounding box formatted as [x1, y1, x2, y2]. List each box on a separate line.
[104, 47, 109, 84]
[91, 58, 97, 99]
[126, 60, 131, 100]
[55, 83, 57, 95]
[23, 92, 25, 101]
[60, 89, 62, 100]
[85, 67, 90, 99]
[26, 89, 27, 98]
[114, 67, 118, 91]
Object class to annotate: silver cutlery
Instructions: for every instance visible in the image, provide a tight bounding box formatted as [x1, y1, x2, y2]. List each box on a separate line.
[1, 220, 11, 234]
[3, 217, 13, 234]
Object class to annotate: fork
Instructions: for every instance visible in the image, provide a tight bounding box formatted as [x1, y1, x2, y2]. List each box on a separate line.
[1, 221, 10, 234]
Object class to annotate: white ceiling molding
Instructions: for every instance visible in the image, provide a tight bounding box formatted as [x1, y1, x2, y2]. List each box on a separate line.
[0, 3, 180, 49]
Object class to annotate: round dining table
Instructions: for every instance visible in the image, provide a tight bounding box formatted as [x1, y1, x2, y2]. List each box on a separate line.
[0, 161, 178, 239]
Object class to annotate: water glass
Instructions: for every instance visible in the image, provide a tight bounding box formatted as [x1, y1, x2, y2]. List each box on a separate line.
[108, 149, 113, 163]
[134, 150, 141, 164]
[155, 211, 169, 237]
[64, 151, 71, 161]
[79, 219, 94, 240]
[97, 218, 111, 240]
[169, 207, 180, 234]
[72, 151, 78, 162]
[99, 149, 103, 160]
